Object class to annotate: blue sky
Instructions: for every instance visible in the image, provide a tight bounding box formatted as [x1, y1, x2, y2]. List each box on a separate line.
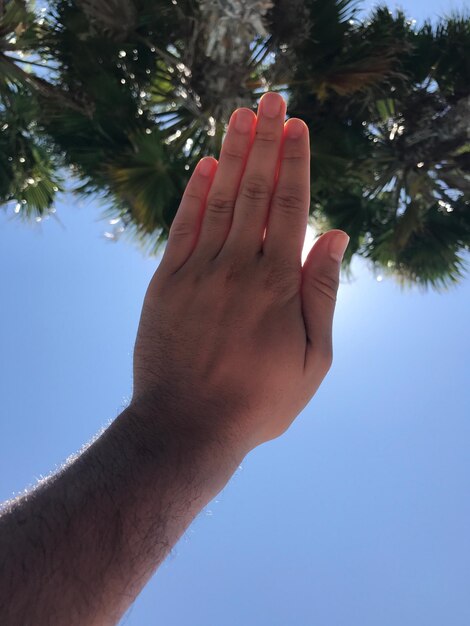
[1, 1, 469, 624]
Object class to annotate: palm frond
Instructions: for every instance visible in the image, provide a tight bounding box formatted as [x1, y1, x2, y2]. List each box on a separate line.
[1, 0, 469, 289]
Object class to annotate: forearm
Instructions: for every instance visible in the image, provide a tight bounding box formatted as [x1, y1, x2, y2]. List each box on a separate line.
[0, 404, 242, 625]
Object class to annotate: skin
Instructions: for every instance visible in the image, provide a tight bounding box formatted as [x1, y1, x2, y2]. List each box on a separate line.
[0, 92, 349, 624]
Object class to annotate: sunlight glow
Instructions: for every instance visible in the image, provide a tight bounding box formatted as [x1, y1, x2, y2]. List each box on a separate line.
[389, 123, 405, 141]
[438, 199, 453, 212]
[207, 116, 216, 137]
[301, 223, 317, 265]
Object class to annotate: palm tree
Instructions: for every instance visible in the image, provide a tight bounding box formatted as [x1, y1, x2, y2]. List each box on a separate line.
[1, 0, 469, 289]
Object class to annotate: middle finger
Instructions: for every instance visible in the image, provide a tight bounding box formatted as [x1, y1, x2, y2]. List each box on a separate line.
[221, 92, 287, 257]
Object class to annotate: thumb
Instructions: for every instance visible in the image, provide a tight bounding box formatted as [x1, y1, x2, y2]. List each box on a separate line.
[301, 229, 349, 374]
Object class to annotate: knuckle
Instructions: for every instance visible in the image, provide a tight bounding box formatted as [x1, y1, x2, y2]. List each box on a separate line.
[222, 145, 246, 162]
[223, 262, 243, 284]
[214, 255, 246, 285]
[240, 176, 271, 203]
[183, 191, 203, 205]
[310, 273, 338, 303]
[255, 128, 278, 144]
[273, 184, 305, 214]
[169, 220, 192, 239]
[206, 194, 234, 216]
[282, 150, 305, 163]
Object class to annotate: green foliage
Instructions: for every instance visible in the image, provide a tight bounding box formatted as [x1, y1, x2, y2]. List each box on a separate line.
[0, 0, 469, 289]
[0, 84, 63, 217]
[288, 3, 470, 289]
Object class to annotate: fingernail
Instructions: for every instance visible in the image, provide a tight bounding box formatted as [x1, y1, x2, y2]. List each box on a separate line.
[285, 119, 305, 139]
[328, 231, 350, 263]
[234, 109, 253, 133]
[198, 158, 214, 177]
[260, 93, 282, 118]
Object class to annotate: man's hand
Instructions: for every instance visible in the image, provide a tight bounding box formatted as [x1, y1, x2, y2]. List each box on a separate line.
[0, 92, 348, 625]
[132, 91, 349, 455]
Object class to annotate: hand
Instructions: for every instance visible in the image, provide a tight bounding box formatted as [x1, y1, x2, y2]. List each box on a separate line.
[0, 94, 350, 624]
[132, 92, 349, 455]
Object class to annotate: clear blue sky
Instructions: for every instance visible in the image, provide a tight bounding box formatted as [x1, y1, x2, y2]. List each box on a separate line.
[1, 1, 469, 624]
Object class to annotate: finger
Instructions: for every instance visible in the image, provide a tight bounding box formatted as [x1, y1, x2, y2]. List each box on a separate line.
[160, 157, 217, 274]
[263, 118, 310, 264]
[221, 92, 287, 257]
[192, 108, 256, 262]
[301, 230, 349, 376]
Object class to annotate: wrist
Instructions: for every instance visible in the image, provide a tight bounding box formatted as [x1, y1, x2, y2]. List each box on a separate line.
[118, 396, 245, 502]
